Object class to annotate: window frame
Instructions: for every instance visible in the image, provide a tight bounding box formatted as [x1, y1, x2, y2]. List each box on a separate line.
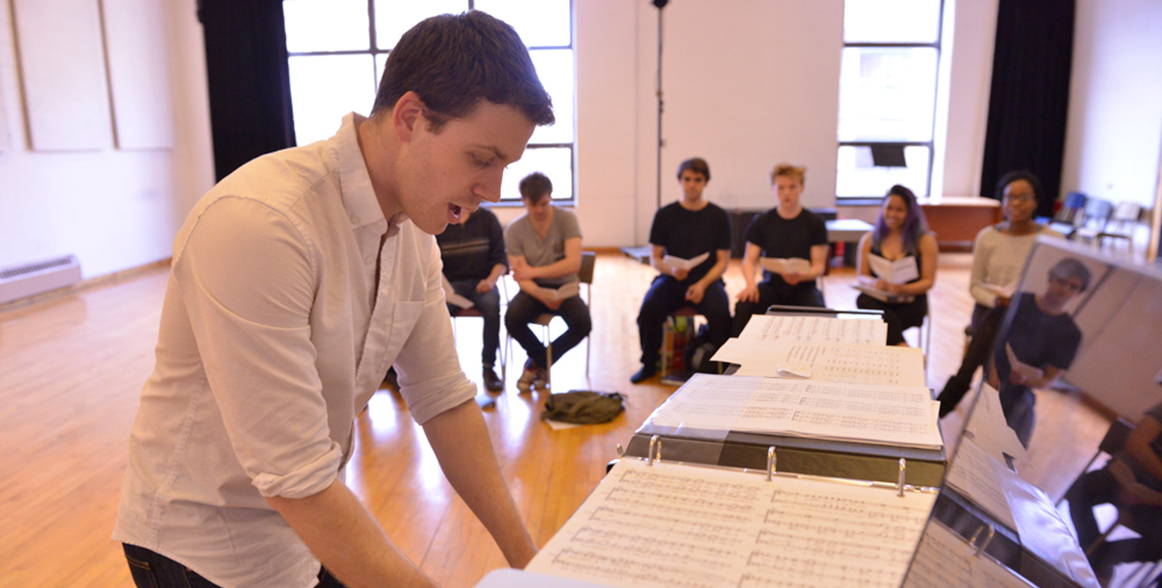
[282, 0, 576, 206]
[837, 0, 945, 202]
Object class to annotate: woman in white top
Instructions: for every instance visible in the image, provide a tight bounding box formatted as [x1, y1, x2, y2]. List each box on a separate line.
[937, 170, 1063, 417]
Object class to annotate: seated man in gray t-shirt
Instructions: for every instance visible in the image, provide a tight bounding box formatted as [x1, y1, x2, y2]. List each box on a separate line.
[504, 172, 591, 392]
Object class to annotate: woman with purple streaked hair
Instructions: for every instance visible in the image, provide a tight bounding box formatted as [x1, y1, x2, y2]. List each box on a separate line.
[854, 184, 939, 346]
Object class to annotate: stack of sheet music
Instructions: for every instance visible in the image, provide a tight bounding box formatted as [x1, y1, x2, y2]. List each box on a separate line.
[520, 311, 944, 588]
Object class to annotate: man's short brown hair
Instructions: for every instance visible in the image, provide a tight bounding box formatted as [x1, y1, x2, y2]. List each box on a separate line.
[370, 11, 554, 132]
[519, 172, 553, 202]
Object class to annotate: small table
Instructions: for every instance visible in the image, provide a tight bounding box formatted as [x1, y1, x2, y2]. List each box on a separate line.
[826, 218, 873, 267]
[919, 196, 1002, 251]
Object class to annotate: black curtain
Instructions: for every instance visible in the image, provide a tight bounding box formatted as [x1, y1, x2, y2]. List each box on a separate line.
[197, 0, 296, 182]
[980, 0, 1075, 217]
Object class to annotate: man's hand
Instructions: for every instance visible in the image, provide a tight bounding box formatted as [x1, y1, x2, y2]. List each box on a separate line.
[685, 282, 707, 304]
[737, 284, 760, 303]
[542, 296, 563, 311]
[996, 295, 1011, 307]
[672, 267, 690, 281]
[476, 278, 495, 294]
[784, 272, 806, 286]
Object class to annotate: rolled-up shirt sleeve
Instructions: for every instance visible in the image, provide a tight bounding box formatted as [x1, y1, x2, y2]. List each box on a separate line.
[173, 196, 341, 499]
[394, 244, 477, 424]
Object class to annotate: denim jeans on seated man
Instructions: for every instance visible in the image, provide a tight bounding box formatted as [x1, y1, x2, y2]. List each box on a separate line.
[447, 278, 502, 368]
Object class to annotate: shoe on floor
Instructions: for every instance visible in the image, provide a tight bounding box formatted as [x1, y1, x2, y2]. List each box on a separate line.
[517, 362, 538, 393]
[483, 366, 503, 392]
[630, 364, 657, 384]
[532, 366, 550, 391]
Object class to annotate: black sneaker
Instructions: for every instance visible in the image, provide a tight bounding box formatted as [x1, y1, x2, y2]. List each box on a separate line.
[483, 366, 503, 392]
[630, 364, 657, 384]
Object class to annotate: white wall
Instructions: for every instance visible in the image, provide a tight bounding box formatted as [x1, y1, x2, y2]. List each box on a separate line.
[0, 0, 213, 279]
[1061, 0, 1162, 210]
[0, 0, 1010, 274]
[573, 0, 999, 247]
[575, 0, 843, 247]
[936, 0, 998, 199]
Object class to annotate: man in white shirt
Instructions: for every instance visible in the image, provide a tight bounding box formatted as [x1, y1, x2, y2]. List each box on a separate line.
[113, 12, 553, 588]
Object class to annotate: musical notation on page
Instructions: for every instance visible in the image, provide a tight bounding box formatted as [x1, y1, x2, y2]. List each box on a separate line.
[645, 375, 942, 449]
[527, 459, 937, 588]
[738, 315, 888, 346]
[901, 521, 1035, 588]
[711, 341, 926, 387]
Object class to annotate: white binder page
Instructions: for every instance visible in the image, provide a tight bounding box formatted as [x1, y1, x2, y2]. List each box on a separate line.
[712, 340, 926, 387]
[902, 521, 1034, 588]
[527, 459, 936, 588]
[738, 315, 888, 346]
[646, 375, 942, 449]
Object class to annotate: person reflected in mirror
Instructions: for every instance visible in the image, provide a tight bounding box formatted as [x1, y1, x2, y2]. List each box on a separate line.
[1066, 401, 1162, 585]
[987, 257, 1089, 447]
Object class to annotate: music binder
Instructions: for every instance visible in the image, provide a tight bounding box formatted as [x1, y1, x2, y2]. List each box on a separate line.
[527, 439, 941, 588]
[624, 374, 947, 487]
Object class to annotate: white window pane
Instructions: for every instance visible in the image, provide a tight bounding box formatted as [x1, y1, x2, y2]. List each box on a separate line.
[500, 147, 573, 202]
[289, 55, 378, 145]
[284, 0, 370, 53]
[529, 49, 574, 144]
[474, 0, 571, 48]
[838, 47, 937, 142]
[375, 53, 387, 94]
[836, 146, 930, 198]
[374, 0, 467, 50]
[844, 0, 941, 44]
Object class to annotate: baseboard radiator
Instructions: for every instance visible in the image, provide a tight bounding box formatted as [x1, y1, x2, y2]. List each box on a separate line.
[0, 256, 83, 305]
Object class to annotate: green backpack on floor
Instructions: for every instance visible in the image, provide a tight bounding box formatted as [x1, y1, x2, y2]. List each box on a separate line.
[541, 391, 626, 424]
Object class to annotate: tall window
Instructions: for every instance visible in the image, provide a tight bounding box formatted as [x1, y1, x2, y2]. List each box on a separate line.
[836, 0, 943, 199]
[282, 0, 575, 203]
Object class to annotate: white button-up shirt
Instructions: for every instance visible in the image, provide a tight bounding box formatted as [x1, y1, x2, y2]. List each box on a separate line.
[113, 113, 475, 588]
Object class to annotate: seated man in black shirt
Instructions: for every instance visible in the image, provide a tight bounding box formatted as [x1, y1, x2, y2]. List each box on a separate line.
[436, 207, 509, 392]
[732, 163, 829, 336]
[631, 158, 732, 384]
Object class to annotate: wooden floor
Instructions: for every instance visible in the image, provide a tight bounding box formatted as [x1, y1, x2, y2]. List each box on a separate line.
[0, 251, 1110, 587]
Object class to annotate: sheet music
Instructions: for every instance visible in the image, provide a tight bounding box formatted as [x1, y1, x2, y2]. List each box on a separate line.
[664, 252, 710, 271]
[646, 375, 942, 449]
[712, 340, 927, 387]
[902, 521, 1034, 588]
[738, 315, 888, 346]
[441, 274, 474, 309]
[868, 253, 920, 284]
[528, 459, 936, 588]
[944, 438, 1017, 530]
